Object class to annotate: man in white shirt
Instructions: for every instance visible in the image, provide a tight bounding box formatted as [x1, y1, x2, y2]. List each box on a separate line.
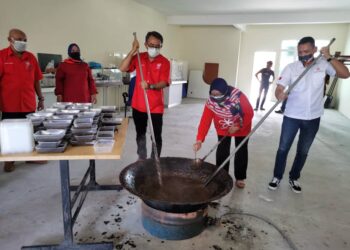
[268, 36, 350, 193]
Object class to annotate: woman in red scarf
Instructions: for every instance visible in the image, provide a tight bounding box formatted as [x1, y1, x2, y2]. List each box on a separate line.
[193, 78, 254, 188]
[55, 43, 97, 103]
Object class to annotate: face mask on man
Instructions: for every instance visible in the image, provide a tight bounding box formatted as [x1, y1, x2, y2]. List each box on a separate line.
[298, 54, 313, 63]
[147, 47, 160, 58]
[69, 52, 81, 61]
[12, 39, 27, 53]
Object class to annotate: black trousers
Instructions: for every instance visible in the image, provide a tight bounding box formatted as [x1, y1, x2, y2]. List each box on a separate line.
[1, 111, 34, 120]
[132, 109, 163, 159]
[216, 135, 249, 180]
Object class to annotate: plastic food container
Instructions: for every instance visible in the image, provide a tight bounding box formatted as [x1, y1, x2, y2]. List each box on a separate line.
[52, 102, 73, 109]
[33, 129, 66, 142]
[55, 109, 80, 115]
[71, 125, 98, 134]
[96, 131, 114, 140]
[68, 105, 90, 111]
[26, 112, 54, 121]
[36, 141, 68, 153]
[43, 120, 72, 129]
[48, 115, 74, 120]
[100, 106, 117, 113]
[101, 117, 123, 125]
[94, 139, 115, 153]
[98, 126, 116, 132]
[77, 111, 96, 118]
[90, 108, 102, 116]
[102, 112, 118, 118]
[70, 139, 96, 146]
[73, 120, 93, 128]
[75, 117, 93, 124]
[73, 134, 95, 142]
[37, 140, 62, 148]
[44, 108, 59, 113]
[0, 119, 34, 154]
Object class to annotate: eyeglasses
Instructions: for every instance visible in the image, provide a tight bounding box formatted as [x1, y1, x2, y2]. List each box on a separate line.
[147, 43, 162, 49]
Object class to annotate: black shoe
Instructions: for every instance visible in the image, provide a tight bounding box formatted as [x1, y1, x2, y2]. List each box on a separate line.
[275, 110, 283, 114]
[260, 107, 265, 111]
[254, 108, 258, 111]
[289, 179, 302, 193]
[268, 177, 280, 190]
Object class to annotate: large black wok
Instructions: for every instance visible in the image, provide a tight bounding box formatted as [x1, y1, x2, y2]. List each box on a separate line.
[119, 157, 233, 213]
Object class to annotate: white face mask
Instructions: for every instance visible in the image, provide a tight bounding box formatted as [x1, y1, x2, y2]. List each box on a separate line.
[147, 47, 160, 58]
[12, 39, 27, 53]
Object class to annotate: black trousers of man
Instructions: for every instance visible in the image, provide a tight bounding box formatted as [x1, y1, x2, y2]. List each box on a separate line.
[132, 109, 163, 160]
[216, 135, 249, 180]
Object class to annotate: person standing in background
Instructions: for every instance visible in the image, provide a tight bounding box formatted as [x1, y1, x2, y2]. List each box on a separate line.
[55, 43, 97, 103]
[0, 28, 45, 172]
[119, 31, 170, 161]
[254, 61, 275, 111]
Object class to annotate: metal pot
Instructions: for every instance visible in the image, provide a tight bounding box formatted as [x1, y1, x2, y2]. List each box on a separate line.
[119, 157, 233, 213]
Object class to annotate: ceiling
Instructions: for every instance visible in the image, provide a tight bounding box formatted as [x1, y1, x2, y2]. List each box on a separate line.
[134, 0, 350, 29]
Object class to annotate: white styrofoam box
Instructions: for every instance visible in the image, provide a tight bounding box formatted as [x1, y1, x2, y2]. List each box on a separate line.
[0, 119, 34, 154]
[188, 70, 210, 99]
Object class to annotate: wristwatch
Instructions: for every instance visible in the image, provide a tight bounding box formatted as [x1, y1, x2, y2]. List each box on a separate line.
[38, 96, 45, 101]
[149, 84, 156, 90]
[327, 57, 334, 62]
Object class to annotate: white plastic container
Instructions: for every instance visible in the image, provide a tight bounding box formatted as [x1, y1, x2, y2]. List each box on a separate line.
[0, 119, 34, 154]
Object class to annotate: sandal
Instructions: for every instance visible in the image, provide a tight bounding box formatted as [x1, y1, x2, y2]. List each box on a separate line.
[235, 180, 245, 189]
[4, 162, 15, 172]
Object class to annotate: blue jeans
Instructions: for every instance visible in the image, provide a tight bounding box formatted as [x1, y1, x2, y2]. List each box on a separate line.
[273, 116, 320, 180]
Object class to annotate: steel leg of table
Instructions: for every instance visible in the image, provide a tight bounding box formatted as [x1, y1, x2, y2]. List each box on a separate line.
[22, 160, 114, 250]
[70, 160, 123, 191]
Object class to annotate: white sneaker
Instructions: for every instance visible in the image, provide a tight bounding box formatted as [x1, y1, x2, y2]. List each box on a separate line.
[268, 177, 280, 190]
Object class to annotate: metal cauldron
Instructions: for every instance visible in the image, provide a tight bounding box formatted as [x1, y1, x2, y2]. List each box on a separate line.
[119, 157, 233, 213]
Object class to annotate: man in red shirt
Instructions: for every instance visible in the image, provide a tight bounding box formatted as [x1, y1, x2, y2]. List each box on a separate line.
[0, 28, 45, 172]
[120, 31, 170, 160]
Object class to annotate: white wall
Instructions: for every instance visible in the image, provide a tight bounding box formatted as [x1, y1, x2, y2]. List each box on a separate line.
[337, 24, 350, 119]
[0, 0, 183, 65]
[236, 24, 349, 100]
[175, 26, 241, 86]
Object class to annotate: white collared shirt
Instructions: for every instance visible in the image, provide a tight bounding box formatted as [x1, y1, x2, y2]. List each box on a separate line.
[277, 58, 336, 120]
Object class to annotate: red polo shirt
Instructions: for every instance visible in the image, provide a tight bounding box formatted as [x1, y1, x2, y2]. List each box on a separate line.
[0, 47, 43, 112]
[55, 59, 97, 103]
[128, 52, 170, 114]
